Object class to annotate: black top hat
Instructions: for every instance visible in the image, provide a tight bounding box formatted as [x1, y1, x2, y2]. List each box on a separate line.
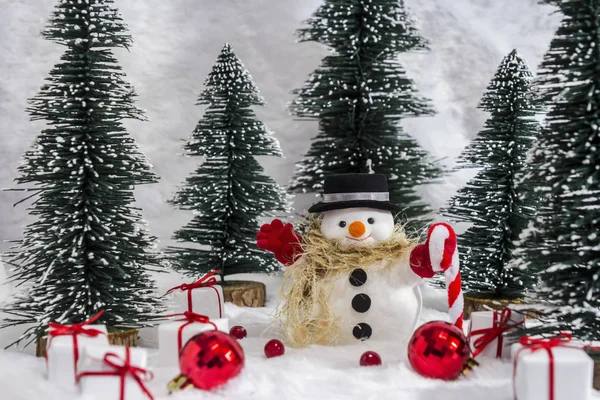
[308, 174, 401, 213]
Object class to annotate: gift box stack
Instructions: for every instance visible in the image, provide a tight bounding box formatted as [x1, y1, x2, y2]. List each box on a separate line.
[467, 307, 597, 399]
[41, 271, 230, 399]
[45, 311, 109, 391]
[44, 311, 153, 400]
[160, 270, 229, 367]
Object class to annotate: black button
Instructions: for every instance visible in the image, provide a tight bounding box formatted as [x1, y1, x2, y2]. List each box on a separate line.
[352, 323, 372, 340]
[349, 268, 367, 287]
[352, 293, 371, 313]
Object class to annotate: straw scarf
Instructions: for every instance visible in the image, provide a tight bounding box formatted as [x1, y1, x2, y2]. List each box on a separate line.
[277, 218, 417, 347]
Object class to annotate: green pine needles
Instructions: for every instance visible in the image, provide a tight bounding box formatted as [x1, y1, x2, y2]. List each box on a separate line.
[520, 0, 600, 340]
[289, 0, 441, 230]
[168, 44, 290, 280]
[2, 0, 163, 346]
[444, 50, 540, 298]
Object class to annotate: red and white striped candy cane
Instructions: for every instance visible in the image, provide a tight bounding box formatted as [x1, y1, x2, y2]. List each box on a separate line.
[428, 223, 464, 329]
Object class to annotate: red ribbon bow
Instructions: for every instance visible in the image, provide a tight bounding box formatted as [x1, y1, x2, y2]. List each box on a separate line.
[48, 310, 105, 338]
[165, 270, 223, 317]
[46, 310, 107, 379]
[77, 348, 154, 400]
[513, 333, 574, 400]
[470, 308, 524, 359]
[165, 311, 218, 354]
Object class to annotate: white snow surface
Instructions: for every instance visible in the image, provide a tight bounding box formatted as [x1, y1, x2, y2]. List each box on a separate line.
[1, 273, 597, 400]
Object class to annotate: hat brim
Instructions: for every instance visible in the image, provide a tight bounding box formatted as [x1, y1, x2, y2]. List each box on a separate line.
[308, 200, 402, 214]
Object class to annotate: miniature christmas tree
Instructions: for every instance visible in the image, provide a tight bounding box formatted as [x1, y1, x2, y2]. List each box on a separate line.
[519, 0, 600, 340]
[444, 50, 540, 299]
[168, 44, 290, 280]
[1, 0, 162, 345]
[289, 0, 441, 230]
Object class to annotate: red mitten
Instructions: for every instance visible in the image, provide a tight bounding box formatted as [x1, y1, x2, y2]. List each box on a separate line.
[256, 219, 303, 266]
[410, 222, 457, 278]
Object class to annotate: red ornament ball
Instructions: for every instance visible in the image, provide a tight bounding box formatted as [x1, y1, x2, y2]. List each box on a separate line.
[359, 351, 382, 367]
[264, 339, 285, 358]
[407, 321, 470, 380]
[179, 331, 245, 391]
[229, 325, 247, 340]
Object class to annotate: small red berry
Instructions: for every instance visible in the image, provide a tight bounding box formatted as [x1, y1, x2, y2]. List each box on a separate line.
[360, 351, 382, 366]
[229, 325, 247, 340]
[264, 339, 285, 358]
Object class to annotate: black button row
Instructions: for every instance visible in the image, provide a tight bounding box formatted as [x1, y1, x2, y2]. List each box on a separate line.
[349, 268, 371, 340]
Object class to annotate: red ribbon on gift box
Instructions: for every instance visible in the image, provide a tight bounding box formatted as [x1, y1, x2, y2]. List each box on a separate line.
[513, 332, 577, 400]
[470, 308, 524, 359]
[165, 311, 218, 354]
[46, 310, 107, 378]
[77, 348, 154, 400]
[165, 270, 223, 318]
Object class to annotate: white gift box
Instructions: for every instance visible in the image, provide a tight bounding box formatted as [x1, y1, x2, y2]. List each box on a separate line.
[468, 310, 524, 359]
[46, 324, 109, 390]
[511, 342, 594, 400]
[158, 317, 229, 367]
[168, 282, 224, 319]
[78, 345, 152, 400]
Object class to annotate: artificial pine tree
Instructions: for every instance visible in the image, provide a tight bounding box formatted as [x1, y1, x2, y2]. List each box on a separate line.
[444, 50, 540, 301]
[1, 0, 162, 345]
[290, 0, 441, 230]
[519, 0, 600, 340]
[168, 44, 289, 281]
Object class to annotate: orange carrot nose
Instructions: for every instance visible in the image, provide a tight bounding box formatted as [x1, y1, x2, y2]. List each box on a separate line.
[348, 221, 366, 238]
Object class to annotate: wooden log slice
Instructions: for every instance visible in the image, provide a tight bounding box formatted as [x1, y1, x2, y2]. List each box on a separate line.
[463, 293, 530, 320]
[108, 329, 139, 348]
[36, 328, 139, 357]
[222, 280, 266, 307]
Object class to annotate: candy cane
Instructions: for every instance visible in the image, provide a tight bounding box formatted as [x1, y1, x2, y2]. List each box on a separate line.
[428, 223, 464, 329]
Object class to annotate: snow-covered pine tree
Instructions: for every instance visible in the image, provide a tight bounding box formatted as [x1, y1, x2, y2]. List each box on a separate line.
[290, 0, 441, 230]
[1, 0, 163, 345]
[444, 50, 540, 299]
[168, 44, 290, 280]
[519, 0, 600, 340]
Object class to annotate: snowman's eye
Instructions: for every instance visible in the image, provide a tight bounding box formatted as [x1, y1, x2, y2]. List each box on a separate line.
[367, 217, 375, 224]
[339, 221, 347, 228]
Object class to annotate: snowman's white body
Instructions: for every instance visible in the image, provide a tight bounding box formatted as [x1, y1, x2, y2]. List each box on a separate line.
[316, 259, 422, 345]
[309, 208, 423, 345]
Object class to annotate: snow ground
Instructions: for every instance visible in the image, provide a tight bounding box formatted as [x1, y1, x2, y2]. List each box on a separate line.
[0, 274, 598, 400]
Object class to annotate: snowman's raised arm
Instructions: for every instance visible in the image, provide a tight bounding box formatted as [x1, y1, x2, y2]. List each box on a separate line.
[256, 219, 303, 266]
[409, 223, 457, 279]
[407, 222, 463, 328]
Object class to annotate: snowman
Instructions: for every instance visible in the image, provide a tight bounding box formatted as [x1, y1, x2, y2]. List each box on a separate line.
[257, 174, 463, 347]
